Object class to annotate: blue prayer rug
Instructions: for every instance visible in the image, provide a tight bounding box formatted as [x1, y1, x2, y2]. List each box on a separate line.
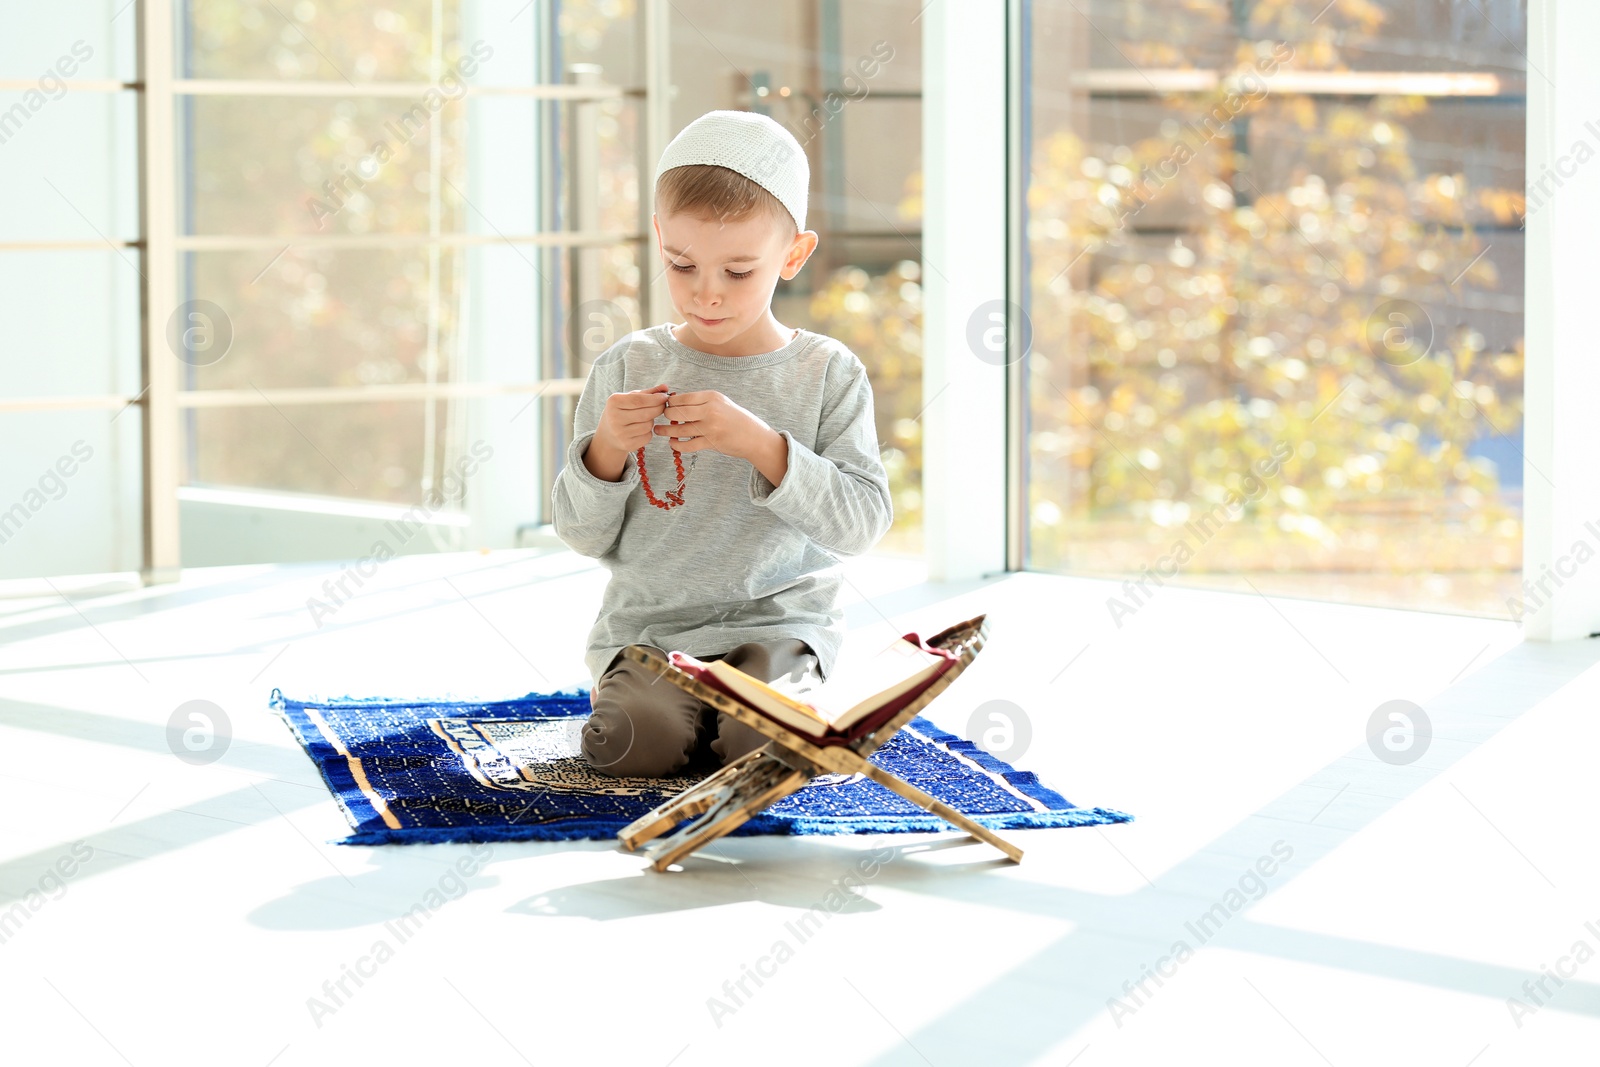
[270, 688, 1134, 845]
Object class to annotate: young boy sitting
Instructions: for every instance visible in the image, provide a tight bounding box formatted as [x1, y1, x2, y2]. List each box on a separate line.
[551, 109, 894, 777]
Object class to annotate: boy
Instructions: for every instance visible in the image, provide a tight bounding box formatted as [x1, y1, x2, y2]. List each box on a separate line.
[551, 109, 894, 778]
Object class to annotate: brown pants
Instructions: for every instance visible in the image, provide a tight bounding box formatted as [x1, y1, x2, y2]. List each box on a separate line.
[582, 638, 822, 777]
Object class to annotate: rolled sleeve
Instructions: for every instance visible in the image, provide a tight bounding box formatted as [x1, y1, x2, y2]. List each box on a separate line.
[564, 430, 639, 496]
[551, 359, 637, 558]
[748, 428, 799, 506]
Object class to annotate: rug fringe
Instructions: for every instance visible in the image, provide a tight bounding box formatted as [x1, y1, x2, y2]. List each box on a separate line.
[271, 687, 591, 710]
[332, 806, 1135, 846]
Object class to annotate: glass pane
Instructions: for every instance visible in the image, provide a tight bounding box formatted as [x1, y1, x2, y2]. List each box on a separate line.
[1024, 0, 1526, 615]
[0, 249, 141, 400]
[184, 94, 472, 238]
[594, 93, 641, 236]
[0, 410, 144, 580]
[559, 0, 641, 86]
[0, 89, 139, 246]
[182, 1, 476, 507]
[186, 1, 457, 83]
[0, 2, 135, 84]
[187, 401, 428, 501]
[177, 246, 466, 502]
[180, 248, 464, 392]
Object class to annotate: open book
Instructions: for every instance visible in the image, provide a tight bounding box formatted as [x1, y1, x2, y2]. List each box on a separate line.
[667, 630, 959, 743]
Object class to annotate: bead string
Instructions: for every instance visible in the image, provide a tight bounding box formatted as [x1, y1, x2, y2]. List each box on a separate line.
[637, 389, 695, 509]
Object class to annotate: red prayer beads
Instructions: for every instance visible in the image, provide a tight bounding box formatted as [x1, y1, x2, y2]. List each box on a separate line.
[637, 389, 693, 509]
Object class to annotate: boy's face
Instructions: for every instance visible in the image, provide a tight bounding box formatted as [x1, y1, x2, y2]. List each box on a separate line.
[653, 208, 817, 353]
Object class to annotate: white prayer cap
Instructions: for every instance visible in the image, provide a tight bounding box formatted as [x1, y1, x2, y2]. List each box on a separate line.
[655, 109, 810, 233]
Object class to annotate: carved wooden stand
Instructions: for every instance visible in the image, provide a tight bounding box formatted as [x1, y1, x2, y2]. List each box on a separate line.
[616, 613, 1022, 871]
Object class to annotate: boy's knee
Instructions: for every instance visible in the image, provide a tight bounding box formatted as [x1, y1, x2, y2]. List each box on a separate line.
[710, 713, 767, 765]
[581, 703, 697, 778]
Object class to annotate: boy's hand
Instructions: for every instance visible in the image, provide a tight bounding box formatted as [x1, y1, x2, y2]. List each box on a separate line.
[582, 384, 671, 482]
[650, 389, 773, 462]
[594, 384, 672, 455]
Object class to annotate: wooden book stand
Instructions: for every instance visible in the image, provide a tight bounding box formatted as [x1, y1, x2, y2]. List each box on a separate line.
[616, 613, 1023, 871]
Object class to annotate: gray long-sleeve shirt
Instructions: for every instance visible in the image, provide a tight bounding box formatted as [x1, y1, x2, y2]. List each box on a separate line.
[551, 322, 894, 689]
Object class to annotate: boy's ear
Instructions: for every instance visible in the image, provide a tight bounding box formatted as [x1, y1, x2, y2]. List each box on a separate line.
[780, 230, 819, 280]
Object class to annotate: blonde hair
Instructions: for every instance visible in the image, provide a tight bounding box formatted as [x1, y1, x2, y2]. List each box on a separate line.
[655, 164, 796, 235]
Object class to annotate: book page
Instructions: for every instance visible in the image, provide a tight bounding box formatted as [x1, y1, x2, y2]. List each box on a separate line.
[788, 634, 950, 723]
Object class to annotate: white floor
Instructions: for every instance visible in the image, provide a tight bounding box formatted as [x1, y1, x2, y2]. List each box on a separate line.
[0, 547, 1596, 1066]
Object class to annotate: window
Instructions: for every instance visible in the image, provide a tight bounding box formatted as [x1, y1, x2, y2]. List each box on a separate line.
[1023, 0, 1527, 615]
